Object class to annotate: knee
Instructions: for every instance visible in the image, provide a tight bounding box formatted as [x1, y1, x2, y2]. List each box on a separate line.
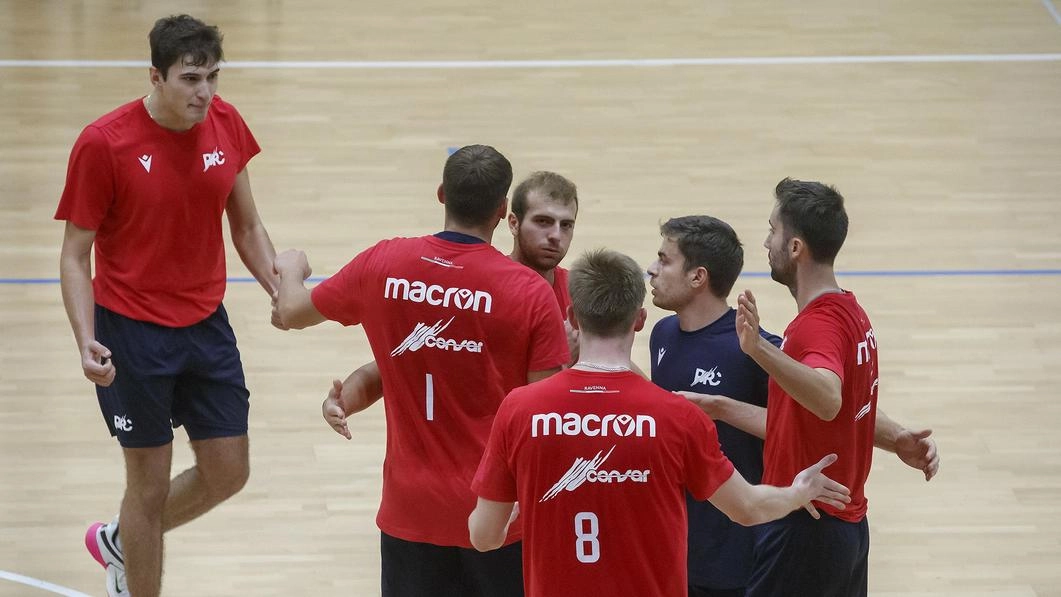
[202, 452, 249, 500]
[214, 460, 249, 499]
[125, 479, 171, 511]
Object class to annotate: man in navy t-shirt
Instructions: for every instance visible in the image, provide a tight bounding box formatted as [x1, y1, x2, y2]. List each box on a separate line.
[647, 215, 779, 597]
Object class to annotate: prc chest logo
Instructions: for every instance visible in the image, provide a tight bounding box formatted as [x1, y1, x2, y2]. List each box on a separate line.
[692, 365, 722, 387]
[202, 146, 225, 172]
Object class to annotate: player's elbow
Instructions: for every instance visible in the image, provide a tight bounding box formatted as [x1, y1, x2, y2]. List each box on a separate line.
[811, 391, 842, 421]
[817, 403, 841, 421]
[470, 534, 503, 552]
[468, 524, 505, 552]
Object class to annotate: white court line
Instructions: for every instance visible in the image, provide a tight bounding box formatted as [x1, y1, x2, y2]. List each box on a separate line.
[1043, 0, 1061, 25]
[0, 570, 92, 597]
[0, 53, 1060, 69]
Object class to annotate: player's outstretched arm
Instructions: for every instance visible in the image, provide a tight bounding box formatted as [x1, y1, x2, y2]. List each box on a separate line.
[708, 454, 850, 526]
[468, 498, 517, 552]
[679, 391, 767, 439]
[273, 249, 326, 329]
[736, 289, 843, 421]
[874, 409, 939, 481]
[322, 361, 385, 440]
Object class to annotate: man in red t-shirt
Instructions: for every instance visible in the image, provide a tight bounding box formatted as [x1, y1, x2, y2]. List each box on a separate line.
[468, 248, 852, 597]
[56, 15, 280, 597]
[506, 170, 577, 326]
[274, 145, 570, 597]
[734, 178, 939, 597]
[319, 170, 582, 444]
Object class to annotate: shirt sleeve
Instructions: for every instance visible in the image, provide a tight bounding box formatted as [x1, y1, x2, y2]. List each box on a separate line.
[54, 125, 115, 230]
[683, 405, 736, 501]
[229, 105, 261, 171]
[785, 311, 847, 381]
[310, 246, 374, 326]
[471, 396, 518, 502]
[525, 282, 570, 371]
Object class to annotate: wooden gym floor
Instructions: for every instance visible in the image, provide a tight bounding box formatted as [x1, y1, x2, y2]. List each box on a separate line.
[1, 1, 1060, 595]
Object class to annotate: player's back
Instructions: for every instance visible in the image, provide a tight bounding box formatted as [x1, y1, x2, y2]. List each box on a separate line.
[311, 232, 569, 546]
[497, 369, 734, 596]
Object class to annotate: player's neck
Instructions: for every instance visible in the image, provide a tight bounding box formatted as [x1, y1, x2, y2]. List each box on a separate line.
[443, 219, 495, 244]
[143, 93, 195, 132]
[675, 294, 731, 332]
[793, 265, 842, 311]
[574, 334, 635, 371]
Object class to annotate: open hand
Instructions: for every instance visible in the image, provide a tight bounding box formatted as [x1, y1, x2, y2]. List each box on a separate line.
[793, 453, 852, 519]
[322, 379, 351, 439]
[736, 290, 763, 357]
[895, 428, 939, 481]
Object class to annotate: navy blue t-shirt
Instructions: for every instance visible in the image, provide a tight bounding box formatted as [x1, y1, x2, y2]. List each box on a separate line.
[649, 308, 782, 590]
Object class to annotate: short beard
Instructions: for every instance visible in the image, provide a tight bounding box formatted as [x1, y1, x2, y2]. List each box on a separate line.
[769, 258, 796, 288]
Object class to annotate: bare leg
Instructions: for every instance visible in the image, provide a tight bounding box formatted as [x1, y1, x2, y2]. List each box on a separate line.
[162, 435, 250, 531]
[120, 443, 173, 597]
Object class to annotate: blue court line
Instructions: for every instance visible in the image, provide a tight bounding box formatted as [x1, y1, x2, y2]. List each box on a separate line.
[4, 269, 1061, 285]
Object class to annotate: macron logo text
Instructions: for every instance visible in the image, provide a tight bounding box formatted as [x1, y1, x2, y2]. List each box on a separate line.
[384, 277, 493, 313]
[531, 412, 656, 438]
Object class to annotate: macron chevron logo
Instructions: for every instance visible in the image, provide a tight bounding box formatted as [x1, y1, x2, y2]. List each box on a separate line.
[138, 154, 152, 172]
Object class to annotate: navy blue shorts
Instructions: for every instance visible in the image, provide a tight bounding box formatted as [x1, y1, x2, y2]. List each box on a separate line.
[689, 585, 746, 597]
[94, 304, 250, 448]
[380, 532, 524, 597]
[746, 509, 869, 597]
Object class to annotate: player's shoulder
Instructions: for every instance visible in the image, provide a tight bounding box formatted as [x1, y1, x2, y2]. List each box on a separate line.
[758, 326, 782, 347]
[650, 313, 680, 336]
[369, 235, 424, 253]
[208, 95, 241, 117]
[83, 99, 144, 137]
[797, 291, 869, 331]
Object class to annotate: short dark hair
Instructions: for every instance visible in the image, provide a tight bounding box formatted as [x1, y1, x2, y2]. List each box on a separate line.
[568, 249, 646, 338]
[442, 145, 513, 227]
[511, 171, 578, 221]
[774, 178, 849, 264]
[149, 15, 224, 78]
[660, 216, 743, 299]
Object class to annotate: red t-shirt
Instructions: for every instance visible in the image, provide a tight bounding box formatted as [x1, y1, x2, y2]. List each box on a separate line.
[551, 266, 571, 320]
[54, 96, 260, 327]
[311, 235, 570, 547]
[472, 369, 735, 597]
[761, 291, 879, 522]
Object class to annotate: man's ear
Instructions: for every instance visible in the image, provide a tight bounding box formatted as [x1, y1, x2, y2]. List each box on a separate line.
[689, 266, 709, 290]
[437, 183, 446, 205]
[633, 307, 647, 332]
[507, 213, 519, 236]
[567, 305, 579, 330]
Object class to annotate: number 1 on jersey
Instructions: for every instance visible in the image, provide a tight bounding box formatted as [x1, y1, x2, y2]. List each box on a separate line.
[574, 511, 600, 563]
[425, 373, 434, 421]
